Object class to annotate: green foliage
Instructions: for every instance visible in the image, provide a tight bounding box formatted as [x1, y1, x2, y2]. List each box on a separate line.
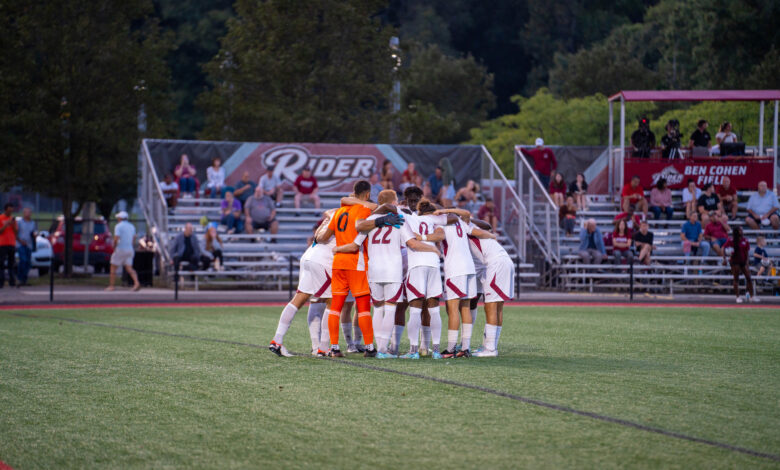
[654, 102, 774, 147]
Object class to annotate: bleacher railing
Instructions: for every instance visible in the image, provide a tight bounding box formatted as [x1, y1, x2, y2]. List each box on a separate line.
[139, 139, 170, 276]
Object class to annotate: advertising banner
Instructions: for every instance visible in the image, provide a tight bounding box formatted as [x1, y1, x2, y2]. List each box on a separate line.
[623, 157, 775, 190]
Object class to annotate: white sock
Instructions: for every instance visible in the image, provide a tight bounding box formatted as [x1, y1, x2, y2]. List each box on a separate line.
[461, 323, 473, 351]
[273, 302, 298, 344]
[392, 325, 405, 354]
[485, 324, 498, 351]
[429, 306, 442, 348]
[342, 322, 354, 347]
[319, 311, 331, 351]
[421, 326, 431, 350]
[379, 304, 396, 354]
[407, 307, 422, 348]
[307, 303, 326, 351]
[353, 319, 363, 344]
[372, 304, 384, 344]
[447, 329, 459, 351]
[496, 326, 502, 347]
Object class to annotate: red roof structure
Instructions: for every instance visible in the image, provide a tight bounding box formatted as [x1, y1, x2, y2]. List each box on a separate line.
[608, 90, 780, 102]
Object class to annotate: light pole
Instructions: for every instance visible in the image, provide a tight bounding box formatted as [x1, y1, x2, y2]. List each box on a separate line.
[389, 36, 401, 142]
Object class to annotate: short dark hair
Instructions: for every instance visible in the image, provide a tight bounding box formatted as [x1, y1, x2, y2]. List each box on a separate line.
[417, 198, 437, 215]
[698, 119, 708, 127]
[353, 179, 371, 196]
[632, 175, 640, 181]
[403, 185, 423, 201]
[702, 183, 712, 191]
[485, 197, 493, 202]
[4, 203, 13, 210]
[687, 178, 695, 185]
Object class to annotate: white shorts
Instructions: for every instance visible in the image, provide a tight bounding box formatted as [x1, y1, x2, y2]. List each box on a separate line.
[444, 274, 477, 301]
[475, 265, 486, 295]
[405, 266, 442, 300]
[297, 260, 332, 299]
[484, 257, 515, 303]
[110, 249, 134, 267]
[370, 282, 404, 303]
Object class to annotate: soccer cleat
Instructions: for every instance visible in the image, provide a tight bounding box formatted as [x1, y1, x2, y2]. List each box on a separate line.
[311, 348, 319, 357]
[432, 351, 443, 360]
[473, 348, 498, 357]
[363, 348, 377, 358]
[328, 347, 344, 358]
[456, 349, 472, 358]
[346, 344, 359, 353]
[376, 352, 398, 359]
[355, 344, 367, 353]
[279, 345, 294, 357]
[269, 340, 282, 357]
[440, 349, 456, 359]
[399, 351, 420, 360]
[316, 349, 329, 357]
[454, 344, 462, 353]
[751, 295, 761, 303]
[736, 297, 744, 304]
[419, 348, 429, 357]
[473, 346, 484, 354]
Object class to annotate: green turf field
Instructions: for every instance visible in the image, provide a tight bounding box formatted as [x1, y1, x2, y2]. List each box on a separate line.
[1, 305, 779, 469]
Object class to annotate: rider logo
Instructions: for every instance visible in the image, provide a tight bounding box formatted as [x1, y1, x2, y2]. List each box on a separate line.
[262, 145, 376, 189]
[651, 165, 683, 186]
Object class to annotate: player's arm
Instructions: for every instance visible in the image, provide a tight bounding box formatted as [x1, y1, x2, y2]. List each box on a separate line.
[470, 227, 497, 240]
[314, 209, 337, 243]
[435, 208, 471, 223]
[470, 218, 493, 231]
[407, 238, 441, 258]
[340, 196, 378, 210]
[356, 213, 404, 233]
[371, 203, 398, 215]
[333, 243, 359, 254]
[414, 227, 445, 243]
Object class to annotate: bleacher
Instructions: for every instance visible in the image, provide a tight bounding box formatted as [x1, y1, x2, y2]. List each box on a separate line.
[558, 190, 780, 296]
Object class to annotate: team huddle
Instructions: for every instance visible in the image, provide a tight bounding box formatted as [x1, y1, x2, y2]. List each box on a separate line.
[269, 180, 514, 359]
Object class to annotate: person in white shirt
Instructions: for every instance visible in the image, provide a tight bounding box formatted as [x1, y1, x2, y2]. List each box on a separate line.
[682, 179, 702, 219]
[106, 211, 140, 292]
[258, 166, 283, 208]
[206, 157, 226, 199]
[159, 173, 179, 210]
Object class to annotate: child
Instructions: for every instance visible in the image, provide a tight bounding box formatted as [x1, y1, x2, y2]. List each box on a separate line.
[753, 236, 772, 276]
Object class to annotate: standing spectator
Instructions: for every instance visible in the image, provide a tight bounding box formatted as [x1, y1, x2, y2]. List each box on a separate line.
[220, 191, 244, 234]
[578, 219, 605, 264]
[697, 184, 723, 216]
[559, 196, 577, 237]
[293, 168, 321, 211]
[233, 171, 256, 207]
[205, 157, 226, 198]
[0, 203, 17, 288]
[649, 178, 673, 220]
[612, 219, 633, 265]
[245, 186, 279, 236]
[661, 121, 683, 159]
[428, 166, 444, 204]
[621, 175, 648, 218]
[689, 119, 711, 149]
[105, 211, 140, 291]
[525, 138, 557, 189]
[703, 212, 729, 257]
[439, 157, 456, 207]
[549, 171, 567, 207]
[369, 173, 384, 202]
[723, 226, 757, 303]
[745, 181, 780, 230]
[160, 173, 179, 210]
[632, 221, 654, 265]
[478, 198, 499, 231]
[631, 116, 656, 158]
[681, 212, 711, 262]
[170, 223, 202, 272]
[203, 225, 224, 271]
[753, 236, 771, 276]
[716, 176, 738, 220]
[174, 154, 197, 198]
[402, 162, 418, 188]
[570, 173, 588, 210]
[716, 121, 738, 145]
[381, 161, 395, 190]
[258, 166, 283, 208]
[682, 179, 702, 219]
[16, 207, 36, 286]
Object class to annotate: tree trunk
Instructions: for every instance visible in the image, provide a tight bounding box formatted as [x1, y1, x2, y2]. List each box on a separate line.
[62, 195, 73, 277]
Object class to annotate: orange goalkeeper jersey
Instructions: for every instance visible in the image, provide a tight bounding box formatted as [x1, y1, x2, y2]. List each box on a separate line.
[329, 204, 371, 271]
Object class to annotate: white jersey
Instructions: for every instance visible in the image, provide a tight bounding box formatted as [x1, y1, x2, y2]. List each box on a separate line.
[441, 219, 476, 277]
[301, 237, 335, 267]
[401, 213, 448, 269]
[365, 213, 405, 283]
[467, 222, 511, 266]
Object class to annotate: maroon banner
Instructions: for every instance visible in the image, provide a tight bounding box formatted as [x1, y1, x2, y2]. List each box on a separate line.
[624, 157, 775, 190]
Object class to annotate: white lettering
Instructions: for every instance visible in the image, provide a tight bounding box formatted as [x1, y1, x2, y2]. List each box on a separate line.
[313, 158, 335, 178]
[333, 158, 354, 178]
[353, 159, 373, 178]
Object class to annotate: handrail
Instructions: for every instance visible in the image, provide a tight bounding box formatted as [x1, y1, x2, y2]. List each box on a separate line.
[514, 146, 558, 207]
[139, 139, 171, 269]
[142, 139, 169, 208]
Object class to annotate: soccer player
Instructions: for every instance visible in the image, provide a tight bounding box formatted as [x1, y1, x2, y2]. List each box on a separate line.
[316, 180, 403, 357]
[723, 226, 759, 304]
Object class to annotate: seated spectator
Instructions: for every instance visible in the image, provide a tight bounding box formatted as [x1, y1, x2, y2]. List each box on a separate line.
[703, 212, 729, 256]
[369, 173, 384, 202]
[258, 166, 283, 208]
[753, 236, 771, 276]
[614, 205, 643, 232]
[455, 180, 480, 213]
[682, 179, 701, 219]
[716, 176, 738, 220]
[202, 225, 224, 271]
[381, 161, 395, 190]
[570, 173, 588, 210]
[205, 157, 226, 198]
[559, 196, 577, 237]
[160, 173, 179, 210]
[245, 186, 279, 237]
[477, 197, 498, 231]
[745, 181, 780, 230]
[689, 119, 711, 149]
[402, 162, 419, 189]
[428, 167, 444, 204]
[525, 138, 557, 189]
[621, 175, 648, 218]
[422, 180, 434, 200]
[578, 219, 605, 264]
[399, 173, 413, 193]
[632, 221, 654, 265]
[681, 212, 710, 262]
[716, 121, 738, 145]
[233, 171, 256, 207]
[174, 154, 197, 198]
[170, 223, 202, 271]
[293, 168, 321, 211]
[697, 183, 723, 216]
[612, 219, 633, 265]
[220, 191, 244, 234]
[439, 157, 456, 208]
[549, 171, 567, 208]
[649, 178, 673, 220]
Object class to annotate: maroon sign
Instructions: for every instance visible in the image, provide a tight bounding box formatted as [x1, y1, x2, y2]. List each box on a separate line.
[624, 157, 775, 190]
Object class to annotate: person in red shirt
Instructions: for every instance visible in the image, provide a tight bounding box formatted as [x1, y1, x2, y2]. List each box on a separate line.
[549, 171, 567, 207]
[0, 203, 18, 288]
[621, 175, 648, 218]
[703, 212, 729, 256]
[294, 168, 321, 210]
[402, 162, 418, 187]
[477, 198, 498, 231]
[716, 176, 738, 220]
[613, 205, 643, 231]
[524, 138, 557, 190]
[611, 219, 633, 265]
[723, 226, 758, 303]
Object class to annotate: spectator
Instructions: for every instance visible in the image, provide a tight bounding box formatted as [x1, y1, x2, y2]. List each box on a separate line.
[570, 173, 588, 210]
[649, 178, 673, 221]
[454, 180, 479, 213]
[697, 183, 723, 216]
[203, 225, 224, 271]
[105, 211, 140, 291]
[631, 116, 656, 158]
[559, 196, 577, 237]
[753, 236, 771, 276]
[745, 181, 780, 230]
[716, 176, 738, 220]
[440, 157, 456, 207]
[681, 212, 711, 262]
[614, 205, 643, 231]
[578, 219, 605, 264]
[369, 173, 384, 202]
[689, 119, 711, 149]
[205, 157, 226, 198]
[549, 171, 567, 207]
[245, 186, 279, 237]
[428, 166, 444, 204]
[0, 203, 17, 288]
[402, 162, 419, 188]
[612, 219, 633, 265]
[682, 179, 701, 219]
[174, 154, 197, 198]
[716, 121, 738, 145]
[422, 180, 434, 200]
[525, 138, 557, 189]
[478, 197, 498, 231]
[258, 166, 283, 208]
[160, 173, 179, 211]
[632, 221, 654, 265]
[621, 175, 648, 218]
[293, 168, 321, 211]
[220, 191, 244, 234]
[233, 171, 257, 207]
[723, 226, 757, 303]
[661, 121, 683, 159]
[170, 223, 202, 272]
[703, 212, 729, 257]
[16, 207, 36, 287]
[381, 160, 395, 190]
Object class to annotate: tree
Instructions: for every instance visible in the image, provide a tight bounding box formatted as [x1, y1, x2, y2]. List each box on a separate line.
[199, 0, 396, 143]
[0, 0, 170, 275]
